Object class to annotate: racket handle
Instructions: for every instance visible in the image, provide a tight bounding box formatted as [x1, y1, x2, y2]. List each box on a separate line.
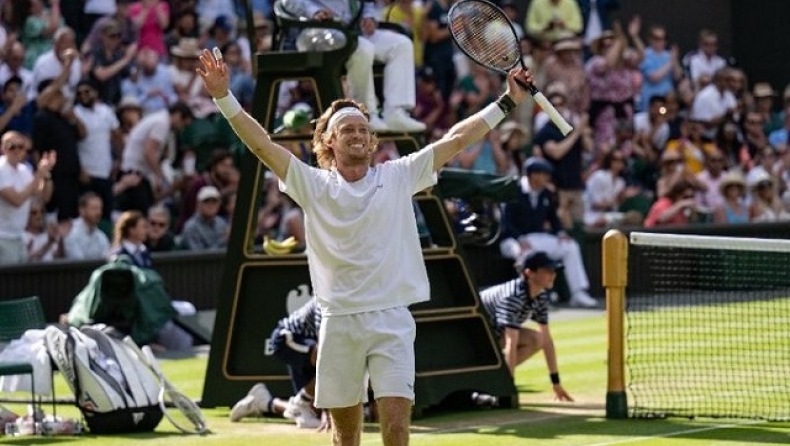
[514, 79, 574, 136]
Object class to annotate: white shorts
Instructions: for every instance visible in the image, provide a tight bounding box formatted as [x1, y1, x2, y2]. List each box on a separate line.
[314, 306, 416, 409]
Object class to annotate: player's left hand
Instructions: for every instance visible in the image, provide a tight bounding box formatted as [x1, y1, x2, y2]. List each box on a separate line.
[504, 67, 533, 105]
[552, 384, 574, 402]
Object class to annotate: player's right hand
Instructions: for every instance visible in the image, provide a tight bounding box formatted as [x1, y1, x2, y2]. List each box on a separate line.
[197, 49, 230, 99]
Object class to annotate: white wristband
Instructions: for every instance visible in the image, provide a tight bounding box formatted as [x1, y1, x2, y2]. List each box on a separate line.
[213, 93, 242, 119]
[479, 102, 506, 130]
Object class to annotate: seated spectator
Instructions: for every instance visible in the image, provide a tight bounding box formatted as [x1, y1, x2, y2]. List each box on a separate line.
[169, 38, 216, 118]
[181, 185, 229, 250]
[499, 120, 530, 176]
[525, 0, 583, 43]
[643, 179, 697, 227]
[177, 148, 239, 232]
[655, 148, 705, 199]
[31, 27, 81, 99]
[0, 42, 35, 102]
[109, 210, 152, 268]
[748, 171, 790, 223]
[62, 192, 111, 261]
[145, 205, 177, 252]
[713, 170, 748, 224]
[583, 150, 638, 228]
[0, 131, 55, 266]
[694, 147, 727, 213]
[23, 197, 61, 262]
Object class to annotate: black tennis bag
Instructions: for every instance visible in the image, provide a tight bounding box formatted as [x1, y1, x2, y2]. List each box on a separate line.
[44, 325, 163, 434]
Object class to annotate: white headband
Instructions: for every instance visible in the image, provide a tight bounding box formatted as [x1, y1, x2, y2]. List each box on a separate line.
[325, 107, 366, 133]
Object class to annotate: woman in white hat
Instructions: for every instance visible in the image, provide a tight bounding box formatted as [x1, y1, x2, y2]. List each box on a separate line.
[748, 171, 790, 222]
[713, 170, 748, 224]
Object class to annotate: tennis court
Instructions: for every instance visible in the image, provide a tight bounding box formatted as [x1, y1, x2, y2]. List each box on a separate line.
[2, 305, 789, 445]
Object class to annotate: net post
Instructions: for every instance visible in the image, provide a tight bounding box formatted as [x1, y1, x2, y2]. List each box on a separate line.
[603, 229, 628, 419]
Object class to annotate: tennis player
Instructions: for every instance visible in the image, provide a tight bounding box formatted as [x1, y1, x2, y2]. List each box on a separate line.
[198, 48, 532, 446]
[480, 251, 574, 402]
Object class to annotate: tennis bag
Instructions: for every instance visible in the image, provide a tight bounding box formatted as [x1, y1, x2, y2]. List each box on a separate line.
[44, 325, 164, 434]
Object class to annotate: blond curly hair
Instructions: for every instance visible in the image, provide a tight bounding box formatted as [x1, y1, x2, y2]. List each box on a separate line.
[312, 99, 379, 169]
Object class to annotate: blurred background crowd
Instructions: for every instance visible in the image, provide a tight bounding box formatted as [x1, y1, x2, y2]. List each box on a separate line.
[1, 0, 789, 267]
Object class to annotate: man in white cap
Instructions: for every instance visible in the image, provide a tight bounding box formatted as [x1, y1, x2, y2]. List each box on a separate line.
[198, 46, 532, 446]
[180, 185, 229, 250]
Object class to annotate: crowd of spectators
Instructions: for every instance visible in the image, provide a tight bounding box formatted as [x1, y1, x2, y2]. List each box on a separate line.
[1, 0, 789, 269]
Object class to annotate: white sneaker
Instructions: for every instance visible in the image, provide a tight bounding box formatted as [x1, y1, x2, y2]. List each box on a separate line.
[570, 291, 598, 308]
[229, 383, 272, 422]
[369, 115, 388, 132]
[383, 108, 426, 132]
[284, 395, 320, 428]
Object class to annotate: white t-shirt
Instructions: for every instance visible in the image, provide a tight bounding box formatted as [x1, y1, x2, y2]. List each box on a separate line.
[74, 103, 120, 179]
[633, 111, 670, 150]
[120, 109, 170, 178]
[0, 157, 34, 239]
[584, 169, 625, 225]
[31, 50, 82, 98]
[281, 149, 437, 316]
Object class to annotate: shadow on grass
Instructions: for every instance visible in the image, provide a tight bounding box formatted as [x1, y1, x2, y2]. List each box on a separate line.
[463, 407, 790, 444]
[1, 431, 189, 445]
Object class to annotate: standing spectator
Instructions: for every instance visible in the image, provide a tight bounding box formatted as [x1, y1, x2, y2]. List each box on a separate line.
[282, 0, 425, 132]
[31, 27, 81, 98]
[169, 37, 215, 118]
[713, 170, 748, 224]
[176, 148, 239, 232]
[129, 0, 170, 57]
[73, 79, 120, 221]
[499, 157, 598, 308]
[145, 205, 177, 252]
[690, 67, 737, 141]
[525, 0, 582, 43]
[117, 102, 194, 213]
[480, 251, 574, 399]
[585, 21, 639, 155]
[686, 29, 727, 91]
[638, 25, 681, 113]
[121, 47, 178, 114]
[0, 42, 35, 101]
[62, 192, 111, 260]
[81, 0, 117, 44]
[23, 197, 61, 261]
[0, 76, 36, 136]
[0, 131, 55, 265]
[422, 0, 456, 102]
[532, 83, 591, 230]
[543, 36, 589, 117]
[181, 185, 229, 250]
[33, 77, 85, 224]
[21, 0, 63, 69]
[577, 0, 620, 48]
[87, 19, 138, 105]
[81, 0, 138, 55]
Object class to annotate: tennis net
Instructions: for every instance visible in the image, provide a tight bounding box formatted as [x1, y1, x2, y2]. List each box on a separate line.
[624, 232, 790, 421]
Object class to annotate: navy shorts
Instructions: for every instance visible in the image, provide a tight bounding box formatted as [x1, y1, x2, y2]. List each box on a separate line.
[267, 326, 317, 393]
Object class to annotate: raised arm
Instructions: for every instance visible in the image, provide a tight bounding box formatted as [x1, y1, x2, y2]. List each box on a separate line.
[196, 49, 292, 180]
[431, 68, 532, 170]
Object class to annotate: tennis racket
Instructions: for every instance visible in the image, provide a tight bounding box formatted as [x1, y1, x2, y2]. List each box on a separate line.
[122, 338, 209, 434]
[448, 0, 573, 135]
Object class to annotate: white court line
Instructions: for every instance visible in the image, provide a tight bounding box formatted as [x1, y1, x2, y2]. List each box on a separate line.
[583, 419, 766, 446]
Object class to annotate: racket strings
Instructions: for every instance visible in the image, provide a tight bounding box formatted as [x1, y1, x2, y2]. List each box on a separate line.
[165, 389, 207, 433]
[449, 2, 519, 71]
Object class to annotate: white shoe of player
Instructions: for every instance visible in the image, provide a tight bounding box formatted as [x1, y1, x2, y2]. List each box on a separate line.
[229, 383, 272, 422]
